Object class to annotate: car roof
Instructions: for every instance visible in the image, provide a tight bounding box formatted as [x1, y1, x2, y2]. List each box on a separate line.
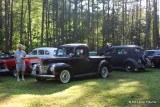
[145, 50, 160, 51]
[33, 47, 57, 50]
[110, 45, 140, 48]
[61, 43, 88, 47]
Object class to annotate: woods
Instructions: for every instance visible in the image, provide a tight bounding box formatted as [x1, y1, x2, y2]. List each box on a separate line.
[0, 0, 159, 53]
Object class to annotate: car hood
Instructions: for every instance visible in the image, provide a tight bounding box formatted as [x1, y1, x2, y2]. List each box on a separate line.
[41, 57, 70, 65]
[0, 59, 8, 63]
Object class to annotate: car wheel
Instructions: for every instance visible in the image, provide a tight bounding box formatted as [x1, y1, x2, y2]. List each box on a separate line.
[59, 70, 71, 84]
[124, 62, 135, 72]
[100, 66, 109, 78]
[36, 77, 46, 82]
[12, 67, 17, 77]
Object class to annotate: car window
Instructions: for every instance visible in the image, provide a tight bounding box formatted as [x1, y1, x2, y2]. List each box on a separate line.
[56, 47, 74, 56]
[76, 48, 88, 57]
[38, 50, 44, 55]
[146, 51, 155, 56]
[31, 50, 37, 55]
[154, 51, 160, 55]
[117, 49, 128, 55]
[57, 49, 64, 56]
[135, 48, 143, 53]
[106, 49, 116, 54]
[45, 50, 49, 55]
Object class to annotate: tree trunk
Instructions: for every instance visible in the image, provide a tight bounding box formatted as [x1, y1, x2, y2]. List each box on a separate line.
[87, 0, 90, 46]
[73, 0, 78, 43]
[5, 0, 10, 52]
[0, 0, 2, 38]
[41, 0, 45, 47]
[28, 0, 32, 51]
[10, 0, 13, 50]
[122, 0, 124, 45]
[153, 0, 159, 49]
[55, 0, 59, 46]
[61, 0, 65, 43]
[20, 0, 24, 44]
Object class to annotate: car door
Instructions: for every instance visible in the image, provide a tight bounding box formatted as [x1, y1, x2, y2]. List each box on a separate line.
[38, 50, 45, 58]
[71, 47, 90, 74]
[115, 48, 129, 67]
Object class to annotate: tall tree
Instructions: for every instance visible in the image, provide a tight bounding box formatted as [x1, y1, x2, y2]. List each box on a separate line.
[20, 0, 24, 44]
[41, 0, 46, 47]
[28, 0, 32, 51]
[145, 0, 150, 49]
[153, 0, 159, 49]
[0, 0, 2, 37]
[73, 0, 78, 42]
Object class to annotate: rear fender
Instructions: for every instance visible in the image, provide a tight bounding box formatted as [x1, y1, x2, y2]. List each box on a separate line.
[98, 60, 111, 73]
[123, 58, 138, 68]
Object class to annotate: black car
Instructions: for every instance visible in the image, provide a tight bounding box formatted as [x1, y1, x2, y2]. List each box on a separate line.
[31, 44, 111, 83]
[100, 45, 145, 72]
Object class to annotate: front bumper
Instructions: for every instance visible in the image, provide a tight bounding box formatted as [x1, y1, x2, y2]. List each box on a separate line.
[0, 69, 9, 73]
[31, 74, 55, 78]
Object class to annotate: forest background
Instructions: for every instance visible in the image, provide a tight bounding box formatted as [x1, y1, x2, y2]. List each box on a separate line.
[0, 0, 159, 53]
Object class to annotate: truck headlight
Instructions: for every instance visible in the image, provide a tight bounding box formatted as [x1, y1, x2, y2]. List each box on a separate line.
[32, 64, 37, 71]
[50, 65, 56, 72]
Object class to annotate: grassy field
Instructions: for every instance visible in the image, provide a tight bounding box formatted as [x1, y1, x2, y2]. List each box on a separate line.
[0, 68, 160, 107]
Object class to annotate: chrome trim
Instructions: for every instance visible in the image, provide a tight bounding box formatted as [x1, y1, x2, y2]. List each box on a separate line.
[31, 74, 55, 77]
[0, 69, 9, 72]
[39, 65, 49, 74]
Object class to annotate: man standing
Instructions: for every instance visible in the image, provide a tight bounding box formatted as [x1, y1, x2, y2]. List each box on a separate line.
[14, 44, 26, 81]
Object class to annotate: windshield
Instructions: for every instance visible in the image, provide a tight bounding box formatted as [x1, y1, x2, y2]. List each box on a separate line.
[134, 48, 143, 53]
[154, 51, 160, 55]
[146, 51, 155, 56]
[0, 53, 14, 59]
[56, 47, 74, 56]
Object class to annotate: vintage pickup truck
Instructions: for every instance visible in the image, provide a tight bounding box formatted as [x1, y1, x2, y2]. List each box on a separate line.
[0, 53, 40, 76]
[31, 44, 112, 83]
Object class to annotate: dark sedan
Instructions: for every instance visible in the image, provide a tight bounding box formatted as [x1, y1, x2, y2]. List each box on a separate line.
[99, 45, 145, 72]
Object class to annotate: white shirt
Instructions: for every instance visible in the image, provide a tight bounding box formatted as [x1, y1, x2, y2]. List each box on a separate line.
[14, 50, 26, 64]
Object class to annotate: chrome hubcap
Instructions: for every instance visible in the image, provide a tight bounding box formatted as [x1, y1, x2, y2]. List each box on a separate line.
[101, 67, 108, 78]
[60, 70, 70, 83]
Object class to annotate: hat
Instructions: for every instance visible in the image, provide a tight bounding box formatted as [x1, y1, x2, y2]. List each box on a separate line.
[18, 44, 22, 48]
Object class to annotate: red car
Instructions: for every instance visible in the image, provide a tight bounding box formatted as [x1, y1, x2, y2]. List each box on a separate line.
[0, 53, 40, 76]
[145, 50, 160, 68]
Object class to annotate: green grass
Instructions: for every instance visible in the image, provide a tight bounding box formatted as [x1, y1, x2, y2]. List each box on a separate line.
[0, 68, 160, 107]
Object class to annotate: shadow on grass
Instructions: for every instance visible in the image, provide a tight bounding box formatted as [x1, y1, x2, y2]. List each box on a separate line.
[0, 68, 160, 106]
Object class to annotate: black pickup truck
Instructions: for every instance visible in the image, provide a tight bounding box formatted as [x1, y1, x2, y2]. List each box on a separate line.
[31, 44, 111, 83]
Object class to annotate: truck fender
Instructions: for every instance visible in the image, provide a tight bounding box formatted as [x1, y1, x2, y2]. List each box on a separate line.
[98, 60, 111, 73]
[50, 63, 72, 75]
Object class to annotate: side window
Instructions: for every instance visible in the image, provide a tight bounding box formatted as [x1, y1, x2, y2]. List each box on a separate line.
[117, 48, 128, 55]
[38, 50, 44, 55]
[107, 49, 116, 54]
[45, 50, 49, 55]
[76, 48, 87, 57]
[31, 50, 37, 55]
